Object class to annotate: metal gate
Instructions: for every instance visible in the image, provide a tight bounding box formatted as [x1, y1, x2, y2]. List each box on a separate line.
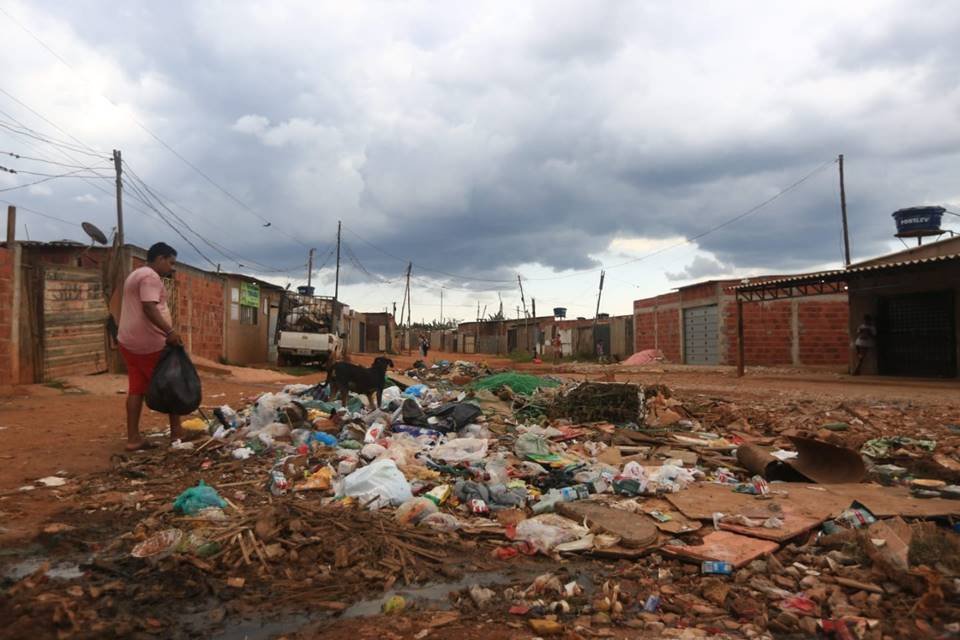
[879, 291, 956, 378]
[42, 266, 109, 380]
[683, 304, 719, 365]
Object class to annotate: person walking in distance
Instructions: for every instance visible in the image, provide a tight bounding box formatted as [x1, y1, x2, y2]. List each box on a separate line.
[117, 242, 185, 450]
[853, 313, 877, 375]
[552, 334, 563, 364]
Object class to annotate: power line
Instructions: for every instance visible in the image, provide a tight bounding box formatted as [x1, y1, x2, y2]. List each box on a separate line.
[524, 158, 838, 281]
[0, 167, 106, 193]
[0, 9, 311, 249]
[121, 160, 298, 273]
[1, 149, 111, 171]
[0, 198, 81, 227]
[340, 224, 515, 284]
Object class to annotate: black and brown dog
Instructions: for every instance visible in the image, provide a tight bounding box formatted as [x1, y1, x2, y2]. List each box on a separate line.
[326, 356, 394, 408]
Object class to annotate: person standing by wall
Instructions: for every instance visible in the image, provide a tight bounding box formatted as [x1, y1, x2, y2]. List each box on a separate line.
[117, 242, 185, 450]
[853, 313, 877, 375]
[552, 333, 563, 364]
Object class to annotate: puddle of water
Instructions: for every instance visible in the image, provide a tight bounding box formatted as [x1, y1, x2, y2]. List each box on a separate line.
[342, 569, 534, 618]
[2, 557, 84, 580]
[210, 614, 313, 640]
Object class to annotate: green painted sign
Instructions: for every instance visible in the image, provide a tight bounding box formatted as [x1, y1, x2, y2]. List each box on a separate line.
[239, 282, 260, 307]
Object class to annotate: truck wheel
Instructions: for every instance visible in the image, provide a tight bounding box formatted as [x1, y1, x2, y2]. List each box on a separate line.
[278, 353, 290, 367]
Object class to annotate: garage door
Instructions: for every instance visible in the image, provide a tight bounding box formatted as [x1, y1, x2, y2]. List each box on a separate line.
[42, 266, 109, 381]
[879, 291, 956, 378]
[684, 304, 719, 365]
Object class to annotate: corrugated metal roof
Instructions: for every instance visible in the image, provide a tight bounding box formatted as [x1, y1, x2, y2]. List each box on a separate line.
[735, 252, 960, 291]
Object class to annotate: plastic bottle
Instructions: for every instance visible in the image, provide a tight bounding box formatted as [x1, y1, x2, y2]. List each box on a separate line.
[532, 484, 590, 514]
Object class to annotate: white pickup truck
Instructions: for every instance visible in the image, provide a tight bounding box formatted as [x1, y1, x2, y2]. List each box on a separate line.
[275, 292, 342, 367]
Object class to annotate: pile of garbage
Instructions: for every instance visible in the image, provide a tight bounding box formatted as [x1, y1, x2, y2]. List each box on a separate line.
[3, 364, 959, 639]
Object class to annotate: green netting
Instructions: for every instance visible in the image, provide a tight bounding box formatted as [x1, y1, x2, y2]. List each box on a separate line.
[470, 372, 560, 396]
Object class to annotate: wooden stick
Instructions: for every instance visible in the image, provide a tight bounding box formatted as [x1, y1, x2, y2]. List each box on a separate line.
[236, 533, 251, 565]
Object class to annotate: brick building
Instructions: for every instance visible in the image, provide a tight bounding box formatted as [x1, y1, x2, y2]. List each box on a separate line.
[633, 278, 849, 368]
[735, 237, 960, 378]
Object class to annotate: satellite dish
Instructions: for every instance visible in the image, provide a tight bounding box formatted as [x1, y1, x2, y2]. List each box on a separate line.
[81, 222, 108, 245]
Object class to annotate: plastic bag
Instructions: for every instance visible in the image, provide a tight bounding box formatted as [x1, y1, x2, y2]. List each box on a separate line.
[380, 386, 402, 406]
[361, 443, 387, 460]
[395, 497, 438, 525]
[336, 459, 413, 509]
[515, 514, 589, 553]
[420, 512, 460, 532]
[145, 346, 202, 415]
[173, 480, 226, 515]
[515, 432, 551, 458]
[432, 437, 488, 463]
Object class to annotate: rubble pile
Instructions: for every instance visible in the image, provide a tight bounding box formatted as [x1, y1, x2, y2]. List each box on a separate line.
[1, 362, 958, 638]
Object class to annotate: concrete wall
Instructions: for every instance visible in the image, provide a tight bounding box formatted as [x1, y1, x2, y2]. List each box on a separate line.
[635, 282, 849, 368]
[222, 277, 281, 365]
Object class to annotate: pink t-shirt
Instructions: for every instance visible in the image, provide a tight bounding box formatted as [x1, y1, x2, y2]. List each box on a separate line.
[118, 266, 171, 354]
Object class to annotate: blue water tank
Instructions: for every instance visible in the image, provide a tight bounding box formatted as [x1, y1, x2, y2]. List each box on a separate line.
[892, 206, 944, 237]
[553, 307, 567, 318]
[297, 285, 315, 296]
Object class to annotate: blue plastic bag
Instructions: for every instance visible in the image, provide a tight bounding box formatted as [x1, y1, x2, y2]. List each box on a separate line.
[173, 480, 227, 515]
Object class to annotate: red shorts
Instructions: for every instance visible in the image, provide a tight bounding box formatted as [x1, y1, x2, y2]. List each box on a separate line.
[120, 346, 164, 395]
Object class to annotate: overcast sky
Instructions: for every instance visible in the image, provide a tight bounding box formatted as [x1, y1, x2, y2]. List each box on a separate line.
[1, 1, 958, 321]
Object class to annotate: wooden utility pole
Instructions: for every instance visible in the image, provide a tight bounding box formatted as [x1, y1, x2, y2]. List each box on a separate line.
[440, 288, 443, 325]
[839, 154, 851, 267]
[6, 205, 14, 245]
[333, 221, 341, 332]
[113, 150, 124, 247]
[306, 247, 314, 289]
[592, 270, 605, 358]
[736, 298, 745, 377]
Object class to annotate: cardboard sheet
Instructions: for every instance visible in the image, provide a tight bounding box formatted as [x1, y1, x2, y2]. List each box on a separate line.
[662, 531, 778, 568]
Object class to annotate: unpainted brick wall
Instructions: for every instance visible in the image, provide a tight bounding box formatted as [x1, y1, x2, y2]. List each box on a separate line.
[0, 247, 12, 385]
[798, 299, 849, 365]
[633, 292, 681, 361]
[130, 257, 224, 361]
[723, 300, 793, 365]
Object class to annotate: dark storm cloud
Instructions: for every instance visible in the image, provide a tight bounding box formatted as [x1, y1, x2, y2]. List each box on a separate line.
[6, 1, 960, 288]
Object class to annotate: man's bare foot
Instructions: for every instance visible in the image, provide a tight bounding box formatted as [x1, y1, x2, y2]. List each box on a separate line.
[125, 440, 159, 451]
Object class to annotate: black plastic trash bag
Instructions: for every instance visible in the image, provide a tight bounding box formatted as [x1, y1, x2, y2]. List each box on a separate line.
[146, 346, 202, 415]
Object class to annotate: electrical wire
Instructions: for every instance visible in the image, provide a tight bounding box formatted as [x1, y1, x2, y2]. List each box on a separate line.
[0, 9, 311, 248]
[0, 167, 107, 192]
[525, 158, 839, 281]
[1, 149, 111, 171]
[122, 160, 302, 273]
[0, 198, 81, 227]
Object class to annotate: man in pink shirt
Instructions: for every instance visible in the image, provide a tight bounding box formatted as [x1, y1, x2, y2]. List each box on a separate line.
[118, 242, 184, 450]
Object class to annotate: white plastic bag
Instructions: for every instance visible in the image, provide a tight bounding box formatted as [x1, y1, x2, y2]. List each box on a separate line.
[380, 386, 402, 406]
[432, 437, 488, 463]
[336, 459, 412, 509]
[515, 514, 589, 553]
[361, 443, 386, 460]
[420, 512, 461, 532]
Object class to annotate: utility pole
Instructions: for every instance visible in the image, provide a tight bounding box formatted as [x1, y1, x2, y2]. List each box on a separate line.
[839, 154, 851, 267]
[113, 150, 124, 247]
[333, 220, 341, 332]
[440, 288, 443, 326]
[398, 262, 412, 354]
[592, 270, 606, 359]
[306, 247, 315, 289]
[531, 298, 537, 356]
[392, 301, 396, 318]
